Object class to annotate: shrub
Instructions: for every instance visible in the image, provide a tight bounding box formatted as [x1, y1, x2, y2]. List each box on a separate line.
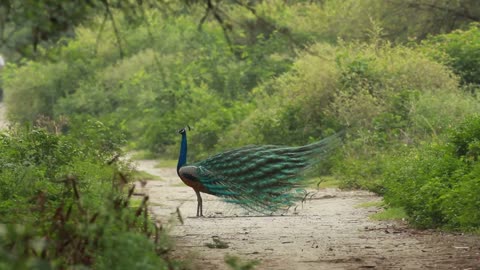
[220, 40, 459, 147]
[420, 24, 480, 91]
[383, 115, 480, 230]
[448, 114, 480, 160]
[0, 122, 173, 269]
[218, 43, 341, 147]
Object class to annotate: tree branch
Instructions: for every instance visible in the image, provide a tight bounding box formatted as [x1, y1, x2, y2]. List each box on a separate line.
[396, 0, 480, 22]
[100, 0, 125, 58]
[198, 4, 211, 31]
[94, 12, 109, 56]
[207, 0, 234, 53]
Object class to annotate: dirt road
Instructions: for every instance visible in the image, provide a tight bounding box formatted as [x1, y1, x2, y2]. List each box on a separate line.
[134, 159, 480, 270]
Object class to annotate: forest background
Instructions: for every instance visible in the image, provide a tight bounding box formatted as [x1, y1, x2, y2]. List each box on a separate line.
[0, 0, 479, 269]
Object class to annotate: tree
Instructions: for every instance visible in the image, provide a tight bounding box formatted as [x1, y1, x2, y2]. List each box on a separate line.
[0, 0, 179, 60]
[381, 0, 480, 41]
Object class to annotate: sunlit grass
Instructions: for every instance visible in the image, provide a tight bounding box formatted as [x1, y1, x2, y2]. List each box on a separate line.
[128, 150, 157, 160]
[225, 254, 259, 270]
[132, 170, 163, 181]
[155, 159, 177, 168]
[308, 176, 340, 189]
[370, 207, 407, 221]
[129, 197, 164, 208]
[129, 197, 142, 208]
[355, 200, 384, 208]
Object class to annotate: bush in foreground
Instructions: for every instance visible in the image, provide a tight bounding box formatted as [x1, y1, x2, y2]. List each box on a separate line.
[0, 121, 176, 269]
[383, 115, 480, 230]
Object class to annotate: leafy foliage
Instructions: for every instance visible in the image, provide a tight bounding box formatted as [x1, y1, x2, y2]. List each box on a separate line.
[220, 40, 461, 147]
[0, 123, 175, 269]
[268, 0, 480, 44]
[421, 24, 480, 92]
[383, 115, 480, 230]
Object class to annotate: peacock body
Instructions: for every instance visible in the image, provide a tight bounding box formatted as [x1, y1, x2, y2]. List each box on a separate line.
[176, 127, 341, 216]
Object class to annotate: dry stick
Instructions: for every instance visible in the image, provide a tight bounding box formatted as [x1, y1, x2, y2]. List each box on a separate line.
[129, 195, 149, 228]
[176, 207, 184, 225]
[69, 176, 80, 200]
[65, 204, 73, 224]
[136, 196, 149, 217]
[117, 172, 129, 192]
[69, 176, 85, 214]
[118, 172, 128, 185]
[154, 223, 161, 245]
[123, 185, 136, 208]
[107, 153, 120, 165]
[143, 201, 149, 234]
[128, 185, 135, 198]
[316, 178, 326, 190]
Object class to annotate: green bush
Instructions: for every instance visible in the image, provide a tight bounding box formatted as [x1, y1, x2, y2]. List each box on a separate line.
[217, 38, 480, 199]
[420, 24, 480, 91]
[333, 145, 387, 194]
[220, 40, 459, 146]
[218, 43, 341, 147]
[0, 122, 173, 269]
[383, 115, 480, 230]
[449, 114, 480, 160]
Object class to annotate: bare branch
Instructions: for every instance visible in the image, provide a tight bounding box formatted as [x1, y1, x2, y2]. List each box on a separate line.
[100, 0, 125, 58]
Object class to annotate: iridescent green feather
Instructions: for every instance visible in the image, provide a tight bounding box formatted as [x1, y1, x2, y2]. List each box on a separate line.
[190, 133, 342, 213]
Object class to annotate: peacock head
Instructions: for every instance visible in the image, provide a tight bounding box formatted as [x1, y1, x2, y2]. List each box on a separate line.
[177, 125, 191, 135]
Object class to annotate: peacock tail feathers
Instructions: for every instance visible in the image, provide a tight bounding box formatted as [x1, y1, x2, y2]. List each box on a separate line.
[186, 133, 342, 213]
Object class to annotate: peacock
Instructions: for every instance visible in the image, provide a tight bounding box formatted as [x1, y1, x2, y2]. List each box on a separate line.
[176, 126, 342, 216]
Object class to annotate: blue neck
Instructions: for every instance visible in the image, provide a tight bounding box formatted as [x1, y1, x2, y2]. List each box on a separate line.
[177, 132, 187, 171]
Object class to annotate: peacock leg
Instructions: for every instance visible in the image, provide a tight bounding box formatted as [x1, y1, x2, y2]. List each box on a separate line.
[195, 190, 203, 217]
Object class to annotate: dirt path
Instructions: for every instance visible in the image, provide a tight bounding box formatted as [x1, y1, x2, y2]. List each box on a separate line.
[134, 159, 480, 270]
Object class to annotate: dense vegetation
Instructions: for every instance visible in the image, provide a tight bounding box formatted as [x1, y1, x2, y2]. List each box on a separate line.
[0, 120, 177, 269]
[383, 115, 480, 229]
[1, 1, 480, 267]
